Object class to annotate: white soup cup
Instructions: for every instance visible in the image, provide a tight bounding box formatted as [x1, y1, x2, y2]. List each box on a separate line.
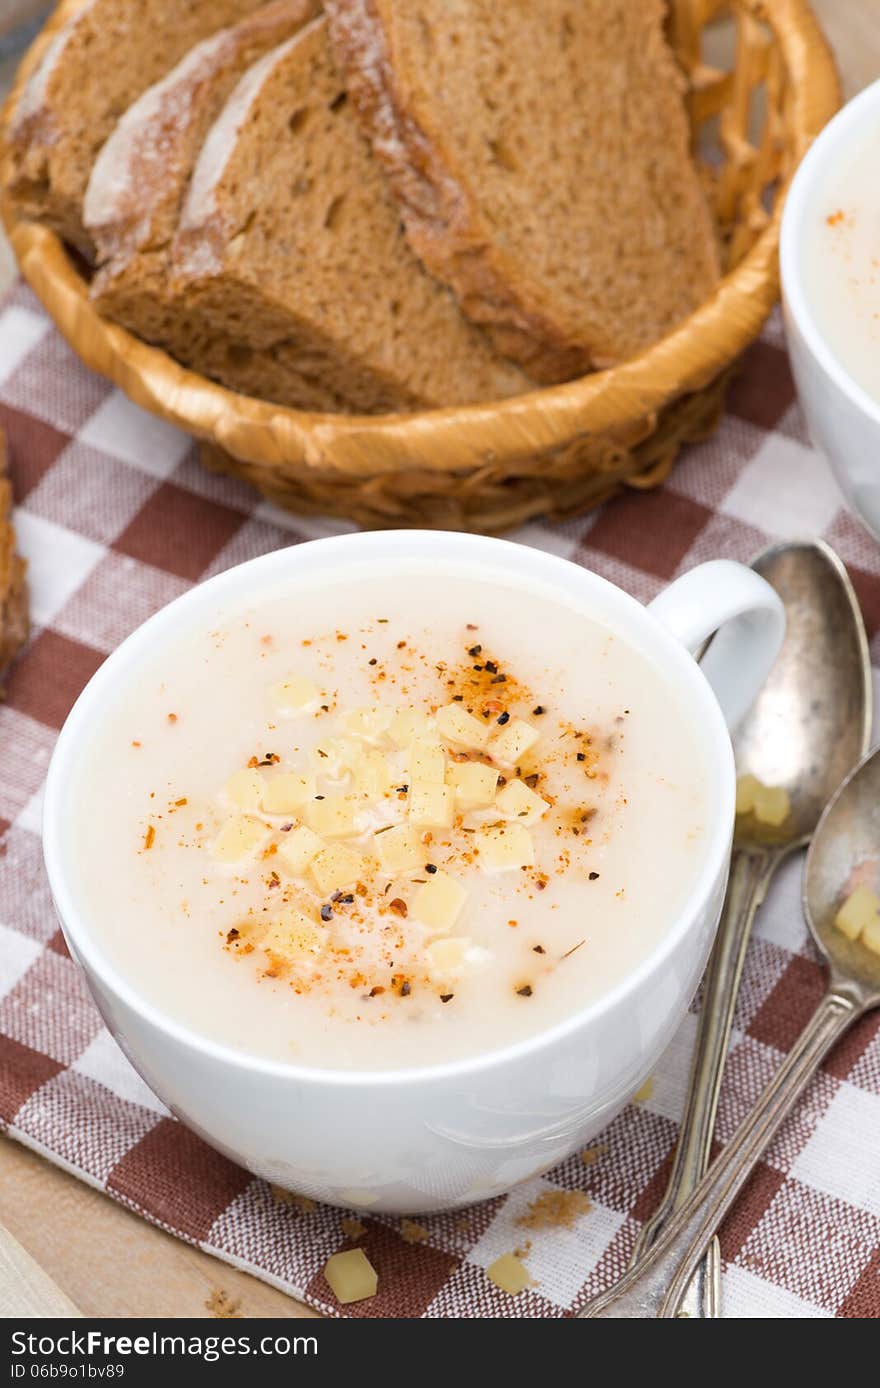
[43, 531, 783, 1213]
[781, 78, 880, 541]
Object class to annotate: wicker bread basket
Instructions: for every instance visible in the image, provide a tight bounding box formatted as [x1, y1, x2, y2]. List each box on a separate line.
[2, 0, 839, 533]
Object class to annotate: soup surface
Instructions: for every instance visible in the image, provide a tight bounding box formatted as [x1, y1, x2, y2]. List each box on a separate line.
[802, 119, 880, 403]
[66, 562, 712, 1069]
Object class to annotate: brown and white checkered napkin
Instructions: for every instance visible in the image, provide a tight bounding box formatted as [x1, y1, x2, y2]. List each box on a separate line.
[1, 281, 878, 1318]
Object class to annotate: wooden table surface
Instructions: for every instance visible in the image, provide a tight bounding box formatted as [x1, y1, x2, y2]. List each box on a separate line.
[0, 0, 878, 1321]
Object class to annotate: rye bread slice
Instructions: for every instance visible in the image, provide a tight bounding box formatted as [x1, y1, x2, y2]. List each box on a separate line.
[163, 17, 529, 412]
[86, 0, 320, 336]
[4, 0, 270, 259]
[0, 432, 28, 686]
[326, 0, 721, 381]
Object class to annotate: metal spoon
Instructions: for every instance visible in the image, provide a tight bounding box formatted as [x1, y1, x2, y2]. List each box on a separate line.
[582, 743, 880, 1317]
[629, 540, 871, 1317]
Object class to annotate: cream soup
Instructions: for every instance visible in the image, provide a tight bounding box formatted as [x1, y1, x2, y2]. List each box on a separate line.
[67, 565, 711, 1070]
[802, 119, 880, 403]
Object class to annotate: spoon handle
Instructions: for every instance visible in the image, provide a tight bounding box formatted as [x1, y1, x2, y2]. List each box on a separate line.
[581, 988, 861, 1317]
[628, 847, 777, 1317]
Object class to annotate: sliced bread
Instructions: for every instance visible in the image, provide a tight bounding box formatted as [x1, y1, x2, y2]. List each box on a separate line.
[86, 0, 320, 332]
[4, 0, 270, 258]
[326, 0, 721, 380]
[158, 17, 529, 412]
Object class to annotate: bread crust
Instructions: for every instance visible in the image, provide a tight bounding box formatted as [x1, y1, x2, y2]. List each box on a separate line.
[326, 0, 721, 381]
[4, 0, 98, 256]
[0, 432, 29, 686]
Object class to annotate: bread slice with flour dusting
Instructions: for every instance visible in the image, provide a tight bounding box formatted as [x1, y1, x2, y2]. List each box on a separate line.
[85, 0, 320, 337]
[326, 0, 721, 381]
[4, 0, 271, 259]
[160, 17, 530, 412]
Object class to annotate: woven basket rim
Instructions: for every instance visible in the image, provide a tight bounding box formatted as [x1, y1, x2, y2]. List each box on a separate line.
[1, 0, 840, 477]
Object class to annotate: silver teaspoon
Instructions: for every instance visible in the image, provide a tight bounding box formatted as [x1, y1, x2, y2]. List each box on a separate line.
[581, 743, 880, 1318]
[629, 539, 871, 1317]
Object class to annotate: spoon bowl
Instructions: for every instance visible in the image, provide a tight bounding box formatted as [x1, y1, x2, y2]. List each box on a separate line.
[734, 540, 872, 851]
[805, 746, 880, 1002]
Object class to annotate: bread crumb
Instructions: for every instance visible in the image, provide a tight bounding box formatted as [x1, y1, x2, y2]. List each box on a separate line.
[341, 1216, 367, 1241]
[579, 1144, 606, 1166]
[516, 1189, 592, 1230]
[400, 1218, 429, 1244]
[206, 1288, 242, 1318]
[270, 1184, 316, 1213]
[487, 1253, 531, 1295]
[633, 1078, 653, 1103]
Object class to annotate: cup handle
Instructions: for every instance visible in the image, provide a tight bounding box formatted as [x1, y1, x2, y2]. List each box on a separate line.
[648, 560, 785, 731]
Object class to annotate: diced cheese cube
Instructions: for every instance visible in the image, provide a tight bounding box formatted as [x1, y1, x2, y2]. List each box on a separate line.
[353, 748, 393, 799]
[862, 914, 880, 956]
[412, 870, 466, 932]
[753, 783, 790, 827]
[311, 736, 360, 777]
[263, 911, 325, 964]
[376, 823, 424, 874]
[488, 718, 540, 766]
[305, 794, 360, 838]
[735, 773, 761, 815]
[496, 778, 549, 825]
[834, 884, 880, 941]
[408, 781, 454, 828]
[478, 823, 535, 871]
[408, 738, 446, 784]
[261, 772, 316, 814]
[426, 936, 471, 974]
[323, 1249, 378, 1305]
[435, 702, 490, 750]
[212, 816, 269, 863]
[269, 674, 319, 714]
[486, 1254, 530, 1296]
[309, 843, 367, 896]
[446, 760, 498, 809]
[341, 706, 393, 743]
[276, 824, 323, 876]
[388, 707, 432, 748]
[223, 767, 265, 812]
